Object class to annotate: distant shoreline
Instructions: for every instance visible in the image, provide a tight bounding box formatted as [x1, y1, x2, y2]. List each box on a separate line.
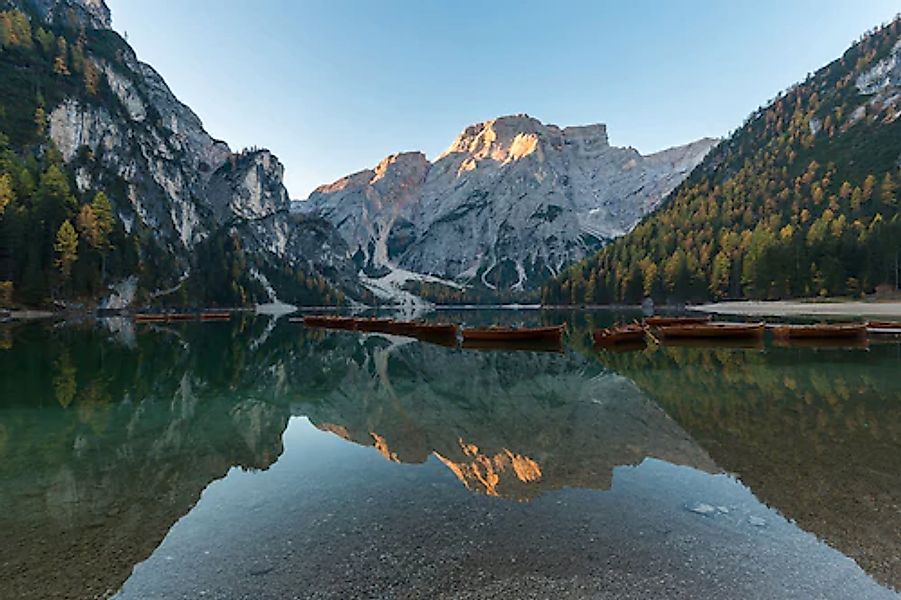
[5, 301, 901, 321]
[695, 301, 901, 318]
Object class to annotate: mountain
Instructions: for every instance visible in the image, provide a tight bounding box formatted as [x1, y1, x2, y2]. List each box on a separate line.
[544, 18, 901, 305]
[301, 114, 715, 300]
[0, 0, 366, 308]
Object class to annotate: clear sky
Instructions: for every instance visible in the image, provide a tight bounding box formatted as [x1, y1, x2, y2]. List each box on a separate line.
[105, 0, 899, 199]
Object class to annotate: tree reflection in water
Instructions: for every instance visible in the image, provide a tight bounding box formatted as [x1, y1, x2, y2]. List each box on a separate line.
[0, 314, 898, 597]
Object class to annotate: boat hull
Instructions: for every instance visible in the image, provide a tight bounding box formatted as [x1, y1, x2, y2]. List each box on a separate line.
[461, 325, 565, 343]
[656, 322, 766, 340]
[770, 324, 866, 339]
[644, 316, 711, 327]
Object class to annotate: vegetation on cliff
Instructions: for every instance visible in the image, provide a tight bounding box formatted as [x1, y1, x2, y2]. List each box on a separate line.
[543, 19, 901, 305]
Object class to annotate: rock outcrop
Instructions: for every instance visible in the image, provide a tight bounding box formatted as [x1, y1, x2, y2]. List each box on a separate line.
[27, 0, 360, 303]
[304, 114, 716, 292]
[25, 0, 110, 29]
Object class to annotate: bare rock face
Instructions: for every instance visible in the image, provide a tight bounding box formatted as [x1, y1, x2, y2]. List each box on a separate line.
[25, 0, 111, 29]
[304, 114, 716, 291]
[35, 0, 357, 301]
[855, 38, 901, 124]
[308, 152, 430, 274]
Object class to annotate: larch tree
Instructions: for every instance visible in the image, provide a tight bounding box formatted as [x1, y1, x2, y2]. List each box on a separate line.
[53, 36, 69, 75]
[54, 220, 78, 283]
[0, 172, 13, 215]
[76, 203, 99, 247]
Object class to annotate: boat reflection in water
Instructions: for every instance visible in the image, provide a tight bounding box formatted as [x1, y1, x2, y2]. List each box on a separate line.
[1, 313, 898, 599]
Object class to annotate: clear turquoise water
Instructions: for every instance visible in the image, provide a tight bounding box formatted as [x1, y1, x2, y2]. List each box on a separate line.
[1, 311, 898, 599]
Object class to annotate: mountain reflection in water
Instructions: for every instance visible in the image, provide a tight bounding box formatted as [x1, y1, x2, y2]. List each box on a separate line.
[0, 314, 898, 599]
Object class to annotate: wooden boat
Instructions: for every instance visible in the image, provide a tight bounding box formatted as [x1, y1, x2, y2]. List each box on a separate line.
[644, 315, 711, 327]
[200, 311, 231, 321]
[133, 313, 167, 323]
[300, 315, 357, 329]
[166, 313, 196, 322]
[593, 324, 646, 346]
[867, 320, 901, 334]
[296, 315, 327, 325]
[414, 330, 460, 348]
[655, 322, 765, 340]
[354, 317, 394, 332]
[326, 317, 358, 330]
[383, 321, 421, 336]
[461, 324, 565, 343]
[411, 323, 459, 337]
[371, 320, 459, 341]
[770, 323, 867, 339]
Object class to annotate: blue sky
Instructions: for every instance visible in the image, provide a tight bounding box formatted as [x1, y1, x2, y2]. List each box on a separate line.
[106, 0, 899, 199]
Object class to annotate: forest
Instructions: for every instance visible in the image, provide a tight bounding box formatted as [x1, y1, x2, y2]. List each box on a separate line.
[0, 8, 143, 305]
[543, 19, 901, 305]
[0, 7, 346, 308]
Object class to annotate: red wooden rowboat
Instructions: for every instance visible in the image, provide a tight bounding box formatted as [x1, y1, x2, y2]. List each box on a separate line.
[770, 323, 866, 339]
[461, 324, 565, 343]
[300, 315, 357, 329]
[644, 315, 712, 327]
[354, 317, 394, 332]
[200, 311, 231, 321]
[656, 322, 765, 339]
[410, 323, 458, 337]
[593, 324, 646, 346]
[133, 313, 167, 323]
[166, 313, 196, 321]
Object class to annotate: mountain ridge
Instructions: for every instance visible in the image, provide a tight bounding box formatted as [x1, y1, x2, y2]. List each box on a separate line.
[544, 18, 901, 305]
[0, 0, 367, 307]
[302, 113, 716, 300]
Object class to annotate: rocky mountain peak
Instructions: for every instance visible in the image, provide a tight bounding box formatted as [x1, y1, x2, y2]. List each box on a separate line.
[307, 113, 716, 297]
[371, 151, 430, 185]
[440, 114, 540, 162]
[25, 0, 111, 29]
[438, 114, 612, 166]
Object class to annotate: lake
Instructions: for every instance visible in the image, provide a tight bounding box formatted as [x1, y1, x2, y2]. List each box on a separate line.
[1, 310, 899, 599]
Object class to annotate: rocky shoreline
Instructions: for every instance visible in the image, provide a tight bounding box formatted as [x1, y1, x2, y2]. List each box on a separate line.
[695, 300, 901, 318]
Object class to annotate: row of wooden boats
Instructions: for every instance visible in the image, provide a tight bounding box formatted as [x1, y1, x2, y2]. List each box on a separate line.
[292, 315, 567, 347]
[133, 311, 232, 323]
[593, 315, 901, 348]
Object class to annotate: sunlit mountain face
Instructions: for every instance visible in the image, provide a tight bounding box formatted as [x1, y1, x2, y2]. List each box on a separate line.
[1, 314, 898, 598]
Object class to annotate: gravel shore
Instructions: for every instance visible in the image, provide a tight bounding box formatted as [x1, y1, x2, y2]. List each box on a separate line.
[695, 301, 901, 318]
